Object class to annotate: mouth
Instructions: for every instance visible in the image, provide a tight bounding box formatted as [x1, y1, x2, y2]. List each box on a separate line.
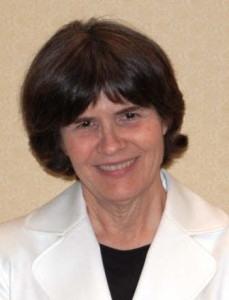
[97, 158, 136, 172]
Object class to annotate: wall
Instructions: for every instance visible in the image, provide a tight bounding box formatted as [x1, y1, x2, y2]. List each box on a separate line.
[0, 0, 228, 222]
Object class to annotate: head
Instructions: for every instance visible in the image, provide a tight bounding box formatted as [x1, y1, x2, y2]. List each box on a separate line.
[21, 18, 188, 178]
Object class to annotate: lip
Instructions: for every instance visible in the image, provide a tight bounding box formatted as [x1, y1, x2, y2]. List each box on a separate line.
[95, 158, 137, 177]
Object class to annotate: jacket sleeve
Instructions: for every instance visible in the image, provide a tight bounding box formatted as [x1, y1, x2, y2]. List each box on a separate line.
[0, 256, 10, 300]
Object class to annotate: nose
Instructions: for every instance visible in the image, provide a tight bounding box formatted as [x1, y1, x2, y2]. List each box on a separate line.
[97, 124, 126, 155]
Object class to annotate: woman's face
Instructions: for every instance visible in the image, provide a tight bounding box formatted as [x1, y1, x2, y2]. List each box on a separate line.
[61, 94, 167, 204]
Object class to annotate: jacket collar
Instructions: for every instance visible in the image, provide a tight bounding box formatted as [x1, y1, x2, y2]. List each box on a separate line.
[25, 182, 86, 235]
[162, 170, 228, 233]
[26, 170, 228, 235]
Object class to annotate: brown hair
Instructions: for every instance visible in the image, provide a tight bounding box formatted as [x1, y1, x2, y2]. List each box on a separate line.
[21, 18, 188, 177]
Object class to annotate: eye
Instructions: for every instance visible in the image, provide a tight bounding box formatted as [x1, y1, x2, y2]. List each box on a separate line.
[76, 120, 92, 129]
[123, 112, 138, 120]
[81, 121, 91, 127]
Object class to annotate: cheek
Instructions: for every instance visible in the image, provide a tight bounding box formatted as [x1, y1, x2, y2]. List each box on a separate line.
[133, 123, 164, 150]
[62, 134, 97, 166]
[142, 132, 165, 168]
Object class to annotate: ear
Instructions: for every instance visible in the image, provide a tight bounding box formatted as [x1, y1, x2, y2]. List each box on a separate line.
[162, 119, 168, 135]
[60, 136, 69, 157]
[61, 144, 69, 156]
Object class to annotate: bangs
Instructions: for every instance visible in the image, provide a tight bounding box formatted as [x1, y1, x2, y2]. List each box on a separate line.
[59, 31, 159, 126]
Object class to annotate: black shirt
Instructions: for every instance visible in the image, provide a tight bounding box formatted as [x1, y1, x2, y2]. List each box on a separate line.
[100, 244, 150, 300]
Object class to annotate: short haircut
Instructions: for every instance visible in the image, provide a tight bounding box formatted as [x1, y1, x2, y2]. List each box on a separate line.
[21, 18, 188, 177]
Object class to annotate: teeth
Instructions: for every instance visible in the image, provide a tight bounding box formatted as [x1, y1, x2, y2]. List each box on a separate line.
[99, 159, 135, 171]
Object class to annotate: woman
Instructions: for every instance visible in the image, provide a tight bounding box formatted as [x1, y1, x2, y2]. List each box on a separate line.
[0, 19, 228, 300]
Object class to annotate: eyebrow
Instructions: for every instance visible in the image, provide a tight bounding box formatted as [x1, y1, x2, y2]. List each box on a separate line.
[73, 105, 142, 124]
[114, 105, 142, 116]
[73, 116, 96, 124]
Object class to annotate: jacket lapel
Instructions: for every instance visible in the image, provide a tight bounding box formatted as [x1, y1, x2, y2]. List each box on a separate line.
[32, 217, 111, 300]
[27, 183, 111, 300]
[133, 215, 216, 299]
[134, 171, 227, 299]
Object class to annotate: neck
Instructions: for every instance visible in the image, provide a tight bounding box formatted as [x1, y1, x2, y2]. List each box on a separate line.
[83, 182, 166, 250]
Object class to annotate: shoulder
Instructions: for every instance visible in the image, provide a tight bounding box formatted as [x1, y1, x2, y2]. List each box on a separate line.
[0, 182, 86, 255]
[0, 216, 26, 248]
[162, 170, 228, 232]
[162, 170, 228, 258]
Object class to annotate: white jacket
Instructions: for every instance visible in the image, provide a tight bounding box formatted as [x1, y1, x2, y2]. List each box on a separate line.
[0, 171, 228, 299]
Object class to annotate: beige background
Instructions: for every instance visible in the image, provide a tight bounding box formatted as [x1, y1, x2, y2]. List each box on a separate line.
[0, 0, 228, 223]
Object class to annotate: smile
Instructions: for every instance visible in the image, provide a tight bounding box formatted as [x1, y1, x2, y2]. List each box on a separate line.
[98, 159, 136, 171]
